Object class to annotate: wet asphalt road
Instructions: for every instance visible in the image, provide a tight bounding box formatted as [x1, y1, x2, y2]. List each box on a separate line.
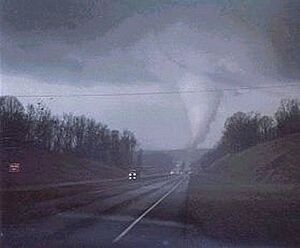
[4, 174, 288, 248]
[2, 175, 206, 248]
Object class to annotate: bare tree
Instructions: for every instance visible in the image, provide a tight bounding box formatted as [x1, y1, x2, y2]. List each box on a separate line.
[0, 96, 139, 168]
[275, 99, 300, 136]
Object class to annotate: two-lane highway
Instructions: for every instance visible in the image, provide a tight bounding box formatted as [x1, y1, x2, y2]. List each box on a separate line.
[2, 174, 199, 248]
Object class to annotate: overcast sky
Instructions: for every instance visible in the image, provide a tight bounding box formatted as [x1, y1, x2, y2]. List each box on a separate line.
[1, 0, 300, 150]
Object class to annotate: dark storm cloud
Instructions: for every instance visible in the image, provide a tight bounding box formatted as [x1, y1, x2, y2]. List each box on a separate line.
[1, 0, 299, 149]
[2, 0, 299, 85]
[1, 0, 162, 36]
[268, 0, 300, 80]
[1, 0, 174, 84]
[1, 0, 95, 32]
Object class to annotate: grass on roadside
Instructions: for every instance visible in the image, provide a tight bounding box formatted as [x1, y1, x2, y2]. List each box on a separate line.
[186, 180, 300, 246]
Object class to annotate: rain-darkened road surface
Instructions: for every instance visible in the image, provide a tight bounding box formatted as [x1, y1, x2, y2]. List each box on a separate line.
[3, 174, 297, 248]
[2, 175, 208, 248]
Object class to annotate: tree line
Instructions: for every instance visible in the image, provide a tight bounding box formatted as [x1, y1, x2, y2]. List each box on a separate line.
[199, 98, 300, 167]
[0, 96, 138, 168]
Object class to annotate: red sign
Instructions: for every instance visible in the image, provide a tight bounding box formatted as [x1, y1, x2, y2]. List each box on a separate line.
[9, 162, 21, 173]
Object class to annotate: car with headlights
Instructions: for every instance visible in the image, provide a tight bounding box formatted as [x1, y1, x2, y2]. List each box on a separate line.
[128, 170, 138, 181]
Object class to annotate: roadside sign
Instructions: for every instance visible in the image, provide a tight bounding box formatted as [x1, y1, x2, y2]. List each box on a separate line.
[9, 162, 21, 173]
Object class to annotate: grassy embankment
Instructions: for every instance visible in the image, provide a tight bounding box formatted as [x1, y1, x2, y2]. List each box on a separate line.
[187, 134, 300, 245]
[2, 149, 128, 223]
[2, 148, 127, 188]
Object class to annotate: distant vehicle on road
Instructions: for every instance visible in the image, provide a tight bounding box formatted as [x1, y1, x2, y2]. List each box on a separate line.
[128, 169, 139, 181]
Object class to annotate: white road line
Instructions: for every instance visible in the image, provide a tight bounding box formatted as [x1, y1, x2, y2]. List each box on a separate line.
[112, 178, 184, 243]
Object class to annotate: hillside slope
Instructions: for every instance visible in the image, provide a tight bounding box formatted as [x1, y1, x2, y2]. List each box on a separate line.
[203, 133, 300, 184]
[142, 148, 210, 174]
[164, 148, 210, 163]
[187, 134, 300, 245]
[142, 150, 174, 173]
[2, 148, 127, 188]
